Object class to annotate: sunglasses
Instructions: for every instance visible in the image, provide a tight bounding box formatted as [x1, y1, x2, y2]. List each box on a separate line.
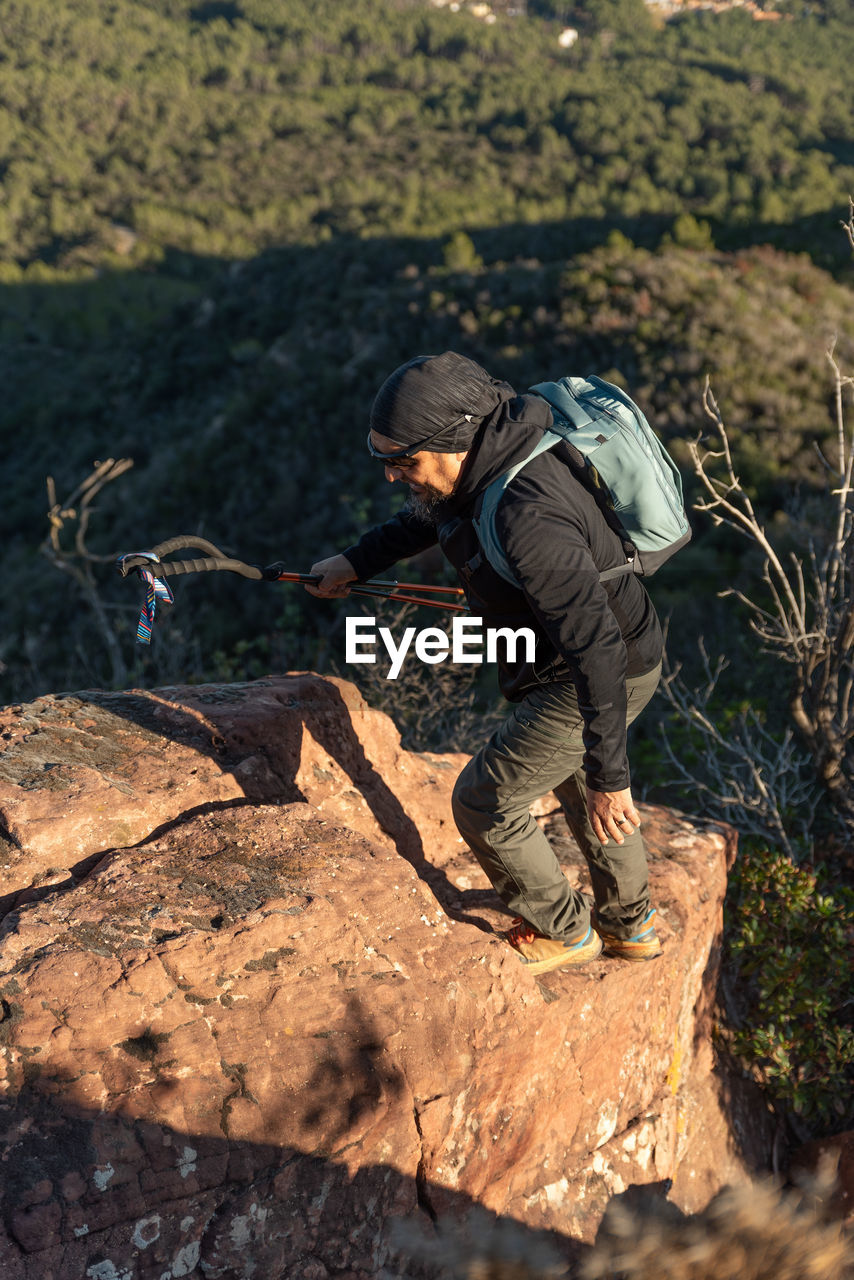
[366, 414, 475, 466]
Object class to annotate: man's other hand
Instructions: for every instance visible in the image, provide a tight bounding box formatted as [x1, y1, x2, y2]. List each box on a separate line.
[306, 554, 358, 598]
[587, 786, 641, 846]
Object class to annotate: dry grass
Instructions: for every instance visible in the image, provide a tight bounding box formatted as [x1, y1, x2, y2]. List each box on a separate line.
[391, 1175, 852, 1280]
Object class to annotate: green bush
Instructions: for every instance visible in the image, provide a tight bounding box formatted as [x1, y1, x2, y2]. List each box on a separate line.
[724, 844, 854, 1135]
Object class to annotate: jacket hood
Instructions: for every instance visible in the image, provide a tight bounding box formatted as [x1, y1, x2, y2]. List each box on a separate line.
[444, 392, 554, 515]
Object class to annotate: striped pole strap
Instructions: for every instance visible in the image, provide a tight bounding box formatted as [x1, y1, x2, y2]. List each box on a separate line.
[116, 551, 175, 645]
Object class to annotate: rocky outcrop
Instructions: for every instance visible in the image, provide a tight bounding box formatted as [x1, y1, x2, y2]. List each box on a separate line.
[0, 675, 773, 1280]
[0, 676, 466, 906]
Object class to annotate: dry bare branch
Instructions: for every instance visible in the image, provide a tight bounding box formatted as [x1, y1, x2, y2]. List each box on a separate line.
[841, 194, 854, 251]
[658, 644, 818, 858]
[41, 458, 134, 688]
[677, 345, 854, 839]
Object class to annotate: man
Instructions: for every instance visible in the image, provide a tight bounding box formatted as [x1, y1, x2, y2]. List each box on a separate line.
[308, 351, 664, 976]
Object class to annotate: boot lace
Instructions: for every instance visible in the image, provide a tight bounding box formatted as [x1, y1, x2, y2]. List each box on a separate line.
[506, 916, 537, 946]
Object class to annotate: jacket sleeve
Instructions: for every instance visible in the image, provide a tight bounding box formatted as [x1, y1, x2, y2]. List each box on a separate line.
[343, 508, 438, 580]
[497, 471, 632, 792]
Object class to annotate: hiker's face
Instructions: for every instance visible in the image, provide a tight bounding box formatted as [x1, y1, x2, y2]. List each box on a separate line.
[369, 431, 467, 500]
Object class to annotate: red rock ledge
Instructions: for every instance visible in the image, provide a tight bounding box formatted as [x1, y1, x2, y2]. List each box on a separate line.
[0, 675, 770, 1280]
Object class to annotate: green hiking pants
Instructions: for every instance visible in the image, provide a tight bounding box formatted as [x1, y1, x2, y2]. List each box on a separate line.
[451, 663, 661, 942]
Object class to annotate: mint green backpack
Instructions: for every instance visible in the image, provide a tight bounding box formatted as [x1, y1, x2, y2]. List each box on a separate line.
[472, 375, 691, 585]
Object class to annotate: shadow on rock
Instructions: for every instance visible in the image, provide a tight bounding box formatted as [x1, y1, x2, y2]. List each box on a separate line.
[0, 1071, 589, 1280]
[300, 995, 408, 1150]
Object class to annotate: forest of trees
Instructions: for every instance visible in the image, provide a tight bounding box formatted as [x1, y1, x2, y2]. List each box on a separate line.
[0, 0, 854, 272]
[1, 0, 853, 1135]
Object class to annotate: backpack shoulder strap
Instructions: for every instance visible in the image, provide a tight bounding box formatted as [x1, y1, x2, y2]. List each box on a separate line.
[471, 430, 563, 587]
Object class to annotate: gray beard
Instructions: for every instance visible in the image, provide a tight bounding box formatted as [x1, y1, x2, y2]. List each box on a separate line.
[404, 488, 449, 522]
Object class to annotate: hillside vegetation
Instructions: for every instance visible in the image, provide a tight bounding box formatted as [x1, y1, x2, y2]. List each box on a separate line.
[1, 0, 854, 272]
[4, 231, 854, 702]
[2, 0, 854, 700]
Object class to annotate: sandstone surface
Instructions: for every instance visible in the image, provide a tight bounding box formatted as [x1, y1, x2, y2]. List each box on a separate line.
[0, 675, 773, 1279]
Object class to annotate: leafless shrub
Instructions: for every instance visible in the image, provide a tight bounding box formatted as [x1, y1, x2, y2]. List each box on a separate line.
[41, 458, 134, 687]
[657, 639, 819, 858]
[657, 337, 854, 842]
[841, 194, 854, 252]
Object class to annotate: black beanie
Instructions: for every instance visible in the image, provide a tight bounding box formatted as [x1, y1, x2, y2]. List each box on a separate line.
[369, 352, 516, 452]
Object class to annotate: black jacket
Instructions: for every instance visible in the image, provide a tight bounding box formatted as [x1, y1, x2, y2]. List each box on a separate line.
[345, 393, 663, 791]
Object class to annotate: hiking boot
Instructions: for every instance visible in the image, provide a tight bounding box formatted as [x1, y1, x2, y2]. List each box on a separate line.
[595, 909, 662, 961]
[505, 917, 603, 976]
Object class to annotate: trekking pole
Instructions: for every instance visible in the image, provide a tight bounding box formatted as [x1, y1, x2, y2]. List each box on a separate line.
[357, 578, 465, 597]
[267, 568, 467, 612]
[117, 536, 469, 644]
[117, 535, 266, 581]
[274, 570, 464, 597]
[336, 584, 467, 611]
